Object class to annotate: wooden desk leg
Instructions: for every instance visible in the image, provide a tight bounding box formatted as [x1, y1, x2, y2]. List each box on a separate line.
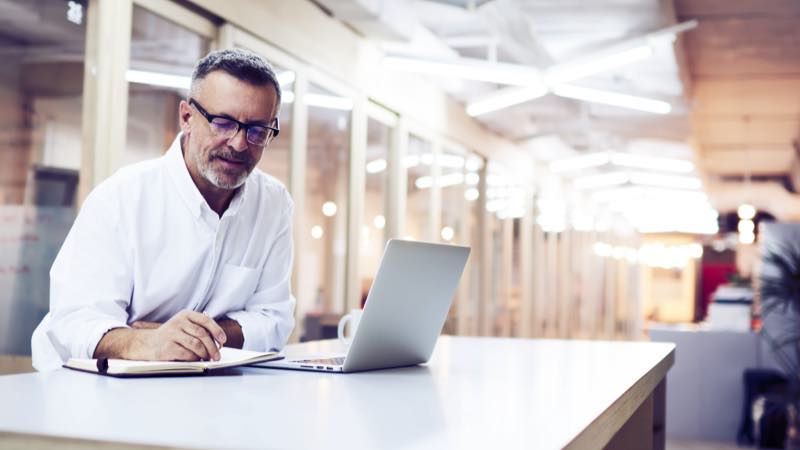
[653, 379, 666, 450]
[604, 394, 654, 449]
[603, 378, 666, 450]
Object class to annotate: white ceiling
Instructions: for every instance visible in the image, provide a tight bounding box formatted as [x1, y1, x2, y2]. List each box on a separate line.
[318, 0, 695, 163]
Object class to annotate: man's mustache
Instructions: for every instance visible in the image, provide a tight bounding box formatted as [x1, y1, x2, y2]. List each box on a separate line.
[210, 150, 251, 165]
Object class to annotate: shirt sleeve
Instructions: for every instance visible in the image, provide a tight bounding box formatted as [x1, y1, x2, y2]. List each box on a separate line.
[225, 190, 296, 351]
[44, 183, 133, 363]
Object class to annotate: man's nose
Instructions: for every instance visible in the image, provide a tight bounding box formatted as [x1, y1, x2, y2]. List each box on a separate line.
[227, 127, 249, 152]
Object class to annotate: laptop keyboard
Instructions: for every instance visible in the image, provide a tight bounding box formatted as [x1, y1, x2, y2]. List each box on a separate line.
[297, 357, 345, 366]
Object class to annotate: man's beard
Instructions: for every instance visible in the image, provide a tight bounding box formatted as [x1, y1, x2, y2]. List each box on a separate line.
[195, 147, 254, 190]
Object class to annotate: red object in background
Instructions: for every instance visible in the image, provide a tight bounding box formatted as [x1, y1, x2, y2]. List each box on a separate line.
[699, 263, 737, 320]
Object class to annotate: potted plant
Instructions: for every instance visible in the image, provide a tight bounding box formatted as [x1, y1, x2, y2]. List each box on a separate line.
[759, 222, 800, 449]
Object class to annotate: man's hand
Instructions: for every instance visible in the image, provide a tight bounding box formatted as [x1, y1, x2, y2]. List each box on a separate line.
[94, 310, 227, 361]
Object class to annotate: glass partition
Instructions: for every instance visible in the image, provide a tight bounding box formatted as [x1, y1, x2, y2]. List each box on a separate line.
[360, 115, 392, 300]
[0, 0, 87, 355]
[440, 148, 467, 244]
[405, 134, 432, 241]
[462, 153, 485, 336]
[125, 5, 211, 163]
[255, 65, 292, 186]
[439, 147, 466, 333]
[299, 82, 351, 316]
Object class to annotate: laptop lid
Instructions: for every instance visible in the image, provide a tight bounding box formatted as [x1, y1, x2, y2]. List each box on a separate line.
[342, 239, 470, 372]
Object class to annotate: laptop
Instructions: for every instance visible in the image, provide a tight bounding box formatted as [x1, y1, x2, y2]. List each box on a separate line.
[257, 239, 470, 373]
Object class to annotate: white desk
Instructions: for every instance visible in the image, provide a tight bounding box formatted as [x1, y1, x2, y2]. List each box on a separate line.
[0, 336, 674, 450]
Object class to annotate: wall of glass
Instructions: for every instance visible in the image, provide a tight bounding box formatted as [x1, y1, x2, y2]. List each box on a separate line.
[257, 64, 292, 186]
[0, 0, 654, 360]
[460, 154, 485, 336]
[360, 114, 392, 300]
[125, 5, 211, 163]
[439, 146, 466, 333]
[405, 134, 432, 241]
[0, 0, 86, 355]
[297, 81, 351, 323]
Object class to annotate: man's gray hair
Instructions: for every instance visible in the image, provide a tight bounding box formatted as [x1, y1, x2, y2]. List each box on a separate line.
[190, 48, 282, 104]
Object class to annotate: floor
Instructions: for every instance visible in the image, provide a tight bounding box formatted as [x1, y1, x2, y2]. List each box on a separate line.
[0, 355, 34, 375]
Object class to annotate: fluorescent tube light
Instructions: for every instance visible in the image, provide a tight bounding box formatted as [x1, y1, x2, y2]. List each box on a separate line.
[414, 173, 465, 189]
[366, 159, 387, 174]
[545, 45, 653, 85]
[383, 56, 540, 86]
[629, 172, 702, 190]
[280, 92, 353, 110]
[549, 152, 610, 173]
[610, 152, 694, 173]
[552, 84, 672, 114]
[306, 93, 353, 110]
[573, 171, 629, 190]
[439, 172, 465, 188]
[437, 154, 466, 168]
[592, 186, 708, 203]
[126, 69, 190, 90]
[466, 85, 548, 116]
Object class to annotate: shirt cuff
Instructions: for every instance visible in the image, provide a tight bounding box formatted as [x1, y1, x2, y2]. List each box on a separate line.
[224, 310, 263, 351]
[226, 310, 287, 352]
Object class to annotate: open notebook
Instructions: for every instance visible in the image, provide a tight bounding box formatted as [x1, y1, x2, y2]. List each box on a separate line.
[64, 347, 282, 377]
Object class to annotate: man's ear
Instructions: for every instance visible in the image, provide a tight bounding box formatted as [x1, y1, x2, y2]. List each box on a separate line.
[179, 100, 192, 135]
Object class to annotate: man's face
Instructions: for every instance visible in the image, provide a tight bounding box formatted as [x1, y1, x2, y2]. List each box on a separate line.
[179, 71, 279, 192]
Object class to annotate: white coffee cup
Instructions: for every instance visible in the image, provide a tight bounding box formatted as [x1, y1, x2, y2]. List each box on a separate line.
[337, 308, 362, 345]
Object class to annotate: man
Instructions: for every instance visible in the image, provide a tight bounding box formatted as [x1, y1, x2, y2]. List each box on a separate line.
[31, 48, 295, 370]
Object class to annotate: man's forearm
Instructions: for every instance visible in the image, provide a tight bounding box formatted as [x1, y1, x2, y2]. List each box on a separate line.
[94, 317, 242, 360]
[218, 318, 244, 349]
[93, 327, 137, 359]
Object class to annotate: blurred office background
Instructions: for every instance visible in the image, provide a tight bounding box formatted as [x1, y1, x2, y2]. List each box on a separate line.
[0, 0, 798, 447]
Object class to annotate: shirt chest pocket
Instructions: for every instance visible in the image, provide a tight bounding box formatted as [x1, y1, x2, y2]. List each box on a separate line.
[208, 264, 260, 311]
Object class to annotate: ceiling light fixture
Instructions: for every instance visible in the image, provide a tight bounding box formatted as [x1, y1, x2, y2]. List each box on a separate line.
[629, 172, 702, 190]
[610, 153, 694, 173]
[574, 171, 629, 190]
[549, 152, 610, 173]
[366, 159, 387, 174]
[544, 45, 653, 85]
[126, 69, 190, 91]
[383, 55, 541, 86]
[552, 84, 672, 114]
[414, 173, 465, 189]
[738, 204, 756, 220]
[466, 85, 548, 116]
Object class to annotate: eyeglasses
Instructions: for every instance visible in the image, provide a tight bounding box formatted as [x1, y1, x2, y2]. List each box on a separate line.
[189, 98, 279, 146]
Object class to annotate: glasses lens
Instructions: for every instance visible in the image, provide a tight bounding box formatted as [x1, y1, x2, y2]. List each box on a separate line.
[246, 126, 270, 146]
[209, 117, 238, 137]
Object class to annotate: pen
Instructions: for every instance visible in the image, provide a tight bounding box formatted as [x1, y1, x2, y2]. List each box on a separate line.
[203, 311, 222, 350]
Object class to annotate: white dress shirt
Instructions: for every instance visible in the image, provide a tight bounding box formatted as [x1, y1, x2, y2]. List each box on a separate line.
[31, 135, 296, 371]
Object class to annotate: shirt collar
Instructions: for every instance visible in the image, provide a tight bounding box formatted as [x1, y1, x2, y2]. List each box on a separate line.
[165, 134, 250, 220]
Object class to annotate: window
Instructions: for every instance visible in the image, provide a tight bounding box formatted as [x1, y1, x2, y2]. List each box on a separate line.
[125, 5, 212, 163]
[360, 113, 393, 296]
[405, 134, 432, 241]
[0, 0, 87, 355]
[255, 65, 292, 186]
[298, 82, 351, 316]
[439, 147, 467, 244]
